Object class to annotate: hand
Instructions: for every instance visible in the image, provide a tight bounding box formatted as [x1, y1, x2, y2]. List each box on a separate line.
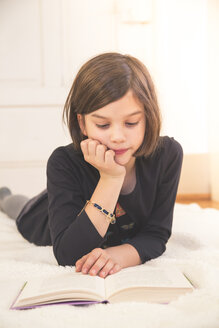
[75, 248, 122, 278]
[80, 139, 126, 179]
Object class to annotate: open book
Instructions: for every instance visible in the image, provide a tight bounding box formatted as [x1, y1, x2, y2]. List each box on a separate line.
[11, 266, 194, 309]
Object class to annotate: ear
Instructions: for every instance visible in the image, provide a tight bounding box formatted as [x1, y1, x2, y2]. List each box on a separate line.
[77, 114, 87, 136]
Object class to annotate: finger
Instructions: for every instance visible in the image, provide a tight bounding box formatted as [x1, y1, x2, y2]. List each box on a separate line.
[75, 254, 89, 272]
[81, 251, 102, 274]
[104, 149, 115, 165]
[88, 253, 109, 276]
[96, 144, 107, 163]
[108, 263, 121, 275]
[80, 140, 89, 157]
[98, 259, 115, 278]
[87, 140, 100, 157]
[80, 138, 95, 155]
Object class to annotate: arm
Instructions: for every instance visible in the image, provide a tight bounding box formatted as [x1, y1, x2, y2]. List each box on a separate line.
[125, 139, 183, 263]
[84, 174, 124, 238]
[47, 140, 126, 266]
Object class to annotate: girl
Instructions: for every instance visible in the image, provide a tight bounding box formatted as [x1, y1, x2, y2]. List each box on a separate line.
[0, 52, 183, 278]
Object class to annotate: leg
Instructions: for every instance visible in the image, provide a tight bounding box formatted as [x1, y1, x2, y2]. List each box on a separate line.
[0, 187, 29, 220]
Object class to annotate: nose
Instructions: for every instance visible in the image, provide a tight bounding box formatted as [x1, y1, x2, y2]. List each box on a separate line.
[109, 126, 126, 143]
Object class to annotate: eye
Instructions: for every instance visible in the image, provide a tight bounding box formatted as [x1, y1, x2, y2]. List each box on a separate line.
[96, 122, 139, 129]
[96, 124, 109, 129]
[126, 122, 139, 127]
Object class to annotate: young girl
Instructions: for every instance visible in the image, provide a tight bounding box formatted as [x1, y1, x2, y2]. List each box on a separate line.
[0, 52, 183, 278]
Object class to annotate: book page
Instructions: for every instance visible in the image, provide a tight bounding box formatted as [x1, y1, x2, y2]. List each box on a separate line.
[105, 266, 193, 299]
[17, 272, 105, 304]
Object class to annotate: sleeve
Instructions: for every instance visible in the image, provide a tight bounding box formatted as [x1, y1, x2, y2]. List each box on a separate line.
[47, 147, 105, 266]
[126, 138, 183, 263]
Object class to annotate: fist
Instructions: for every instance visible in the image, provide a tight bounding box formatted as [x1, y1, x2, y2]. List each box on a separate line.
[80, 139, 126, 178]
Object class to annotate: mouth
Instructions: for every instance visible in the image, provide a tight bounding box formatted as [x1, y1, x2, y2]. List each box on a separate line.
[112, 149, 129, 155]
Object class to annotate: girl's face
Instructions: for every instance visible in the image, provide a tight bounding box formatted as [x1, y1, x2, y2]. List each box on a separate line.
[77, 90, 146, 171]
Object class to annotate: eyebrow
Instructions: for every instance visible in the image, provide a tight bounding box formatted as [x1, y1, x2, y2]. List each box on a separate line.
[91, 110, 142, 119]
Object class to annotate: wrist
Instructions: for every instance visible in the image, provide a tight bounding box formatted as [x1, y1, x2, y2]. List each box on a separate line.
[106, 244, 142, 269]
[100, 173, 125, 183]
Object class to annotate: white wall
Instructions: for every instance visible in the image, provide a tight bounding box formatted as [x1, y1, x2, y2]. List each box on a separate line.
[207, 0, 219, 201]
[0, 0, 117, 196]
[0, 0, 217, 198]
[153, 0, 208, 154]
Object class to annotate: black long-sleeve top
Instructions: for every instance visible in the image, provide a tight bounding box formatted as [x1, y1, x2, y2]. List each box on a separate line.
[45, 136, 183, 266]
[16, 136, 182, 266]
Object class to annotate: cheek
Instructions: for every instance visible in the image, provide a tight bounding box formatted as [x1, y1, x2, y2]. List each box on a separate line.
[139, 120, 146, 137]
[86, 128, 108, 145]
[134, 124, 145, 144]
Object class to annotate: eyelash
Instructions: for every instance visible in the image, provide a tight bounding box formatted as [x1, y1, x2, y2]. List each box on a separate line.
[96, 122, 139, 129]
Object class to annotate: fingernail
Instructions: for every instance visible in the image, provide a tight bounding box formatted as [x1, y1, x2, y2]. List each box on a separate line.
[90, 269, 96, 275]
[82, 268, 88, 274]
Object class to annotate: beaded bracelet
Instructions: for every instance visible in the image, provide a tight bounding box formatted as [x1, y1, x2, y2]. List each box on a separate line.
[86, 200, 116, 224]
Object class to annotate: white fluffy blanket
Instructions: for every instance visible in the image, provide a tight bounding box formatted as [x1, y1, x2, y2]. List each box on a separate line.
[0, 203, 219, 328]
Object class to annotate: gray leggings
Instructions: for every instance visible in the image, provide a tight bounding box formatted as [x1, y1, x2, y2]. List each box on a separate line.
[0, 195, 29, 220]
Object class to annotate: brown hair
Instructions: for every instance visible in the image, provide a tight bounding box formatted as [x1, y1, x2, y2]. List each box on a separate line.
[63, 52, 161, 157]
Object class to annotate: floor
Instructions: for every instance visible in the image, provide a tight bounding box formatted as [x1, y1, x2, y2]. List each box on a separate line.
[176, 199, 219, 210]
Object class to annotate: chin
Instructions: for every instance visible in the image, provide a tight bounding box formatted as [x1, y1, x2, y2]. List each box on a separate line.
[114, 155, 131, 166]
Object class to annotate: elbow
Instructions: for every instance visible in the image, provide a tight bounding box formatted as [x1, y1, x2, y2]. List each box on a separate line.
[54, 248, 79, 267]
[53, 242, 81, 267]
[152, 238, 167, 259]
[141, 238, 167, 264]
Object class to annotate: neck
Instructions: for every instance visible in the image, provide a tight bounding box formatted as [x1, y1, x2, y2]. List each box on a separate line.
[124, 157, 136, 177]
[120, 157, 137, 195]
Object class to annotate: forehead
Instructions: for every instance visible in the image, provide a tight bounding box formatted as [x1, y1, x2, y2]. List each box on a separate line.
[89, 90, 144, 119]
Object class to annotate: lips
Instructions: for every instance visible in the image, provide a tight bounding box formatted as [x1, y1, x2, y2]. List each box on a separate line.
[113, 149, 128, 155]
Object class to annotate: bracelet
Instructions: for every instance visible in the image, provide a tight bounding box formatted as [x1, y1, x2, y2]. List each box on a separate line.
[86, 200, 116, 224]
